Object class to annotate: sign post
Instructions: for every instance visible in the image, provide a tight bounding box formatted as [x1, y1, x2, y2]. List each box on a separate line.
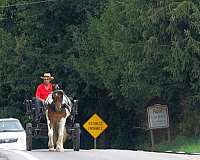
[150, 130, 155, 151]
[147, 104, 169, 151]
[94, 138, 97, 149]
[83, 113, 108, 149]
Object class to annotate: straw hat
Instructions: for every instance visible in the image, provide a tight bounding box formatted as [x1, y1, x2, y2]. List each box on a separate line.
[40, 73, 54, 80]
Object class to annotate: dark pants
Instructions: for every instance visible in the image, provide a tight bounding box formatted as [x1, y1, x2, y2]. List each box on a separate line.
[33, 97, 44, 121]
[34, 98, 44, 108]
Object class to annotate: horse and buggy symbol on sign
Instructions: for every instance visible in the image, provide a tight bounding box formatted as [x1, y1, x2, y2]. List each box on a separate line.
[24, 84, 81, 151]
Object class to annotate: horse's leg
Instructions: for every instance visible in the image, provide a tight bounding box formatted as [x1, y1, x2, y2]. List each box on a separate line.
[46, 110, 54, 151]
[56, 117, 67, 152]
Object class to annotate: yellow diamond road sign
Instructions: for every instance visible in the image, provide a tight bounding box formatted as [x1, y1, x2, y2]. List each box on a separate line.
[83, 113, 108, 139]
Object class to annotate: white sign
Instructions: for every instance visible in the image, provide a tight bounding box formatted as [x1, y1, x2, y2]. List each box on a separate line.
[147, 104, 169, 129]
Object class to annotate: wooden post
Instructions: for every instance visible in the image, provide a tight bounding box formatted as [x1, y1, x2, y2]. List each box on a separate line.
[167, 127, 171, 142]
[150, 129, 155, 151]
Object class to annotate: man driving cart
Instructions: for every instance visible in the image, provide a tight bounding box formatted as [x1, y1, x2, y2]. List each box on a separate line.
[34, 73, 54, 121]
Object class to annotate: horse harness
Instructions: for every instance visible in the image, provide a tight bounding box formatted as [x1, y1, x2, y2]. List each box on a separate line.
[45, 90, 72, 113]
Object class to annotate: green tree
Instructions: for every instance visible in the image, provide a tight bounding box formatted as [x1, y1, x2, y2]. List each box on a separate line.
[73, 0, 200, 147]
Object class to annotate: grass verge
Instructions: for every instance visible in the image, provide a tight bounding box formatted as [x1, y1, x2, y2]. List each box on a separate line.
[155, 136, 200, 153]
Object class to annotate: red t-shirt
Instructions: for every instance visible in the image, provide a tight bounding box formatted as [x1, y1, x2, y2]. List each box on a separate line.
[35, 83, 52, 100]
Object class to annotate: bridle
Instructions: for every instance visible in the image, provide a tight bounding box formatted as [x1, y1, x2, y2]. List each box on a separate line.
[51, 90, 64, 112]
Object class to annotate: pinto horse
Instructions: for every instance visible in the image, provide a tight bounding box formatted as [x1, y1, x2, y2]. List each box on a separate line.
[45, 84, 72, 152]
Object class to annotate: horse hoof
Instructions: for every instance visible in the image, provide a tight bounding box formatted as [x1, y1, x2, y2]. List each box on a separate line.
[49, 148, 55, 151]
[56, 147, 64, 152]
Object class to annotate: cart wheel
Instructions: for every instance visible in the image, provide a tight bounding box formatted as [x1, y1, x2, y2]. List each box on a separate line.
[73, 123, 80, 151]
[26, 123, 32, 151]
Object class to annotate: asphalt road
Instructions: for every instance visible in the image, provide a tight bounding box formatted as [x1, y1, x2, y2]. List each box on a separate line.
[0, 149, 200, 160]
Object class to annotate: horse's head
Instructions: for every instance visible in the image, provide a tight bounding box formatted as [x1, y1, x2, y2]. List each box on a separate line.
[52, 84, 64, 112]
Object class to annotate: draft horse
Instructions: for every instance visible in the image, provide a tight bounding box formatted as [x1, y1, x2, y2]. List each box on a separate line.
[45, 84, 72, 152]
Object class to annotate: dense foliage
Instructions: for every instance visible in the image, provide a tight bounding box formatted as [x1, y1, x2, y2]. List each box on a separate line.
[1, 0, 200, 149]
